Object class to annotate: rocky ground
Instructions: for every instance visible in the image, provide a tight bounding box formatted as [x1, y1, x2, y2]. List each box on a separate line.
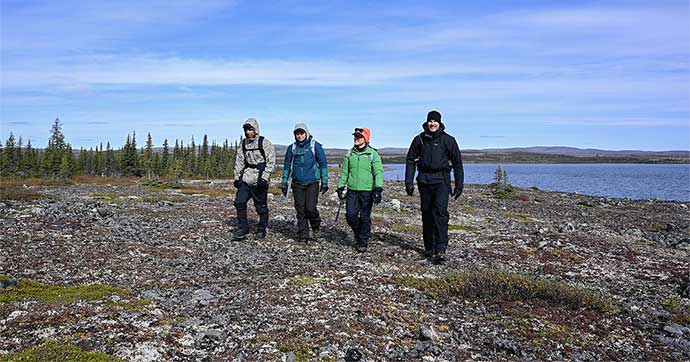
[0, 177, 689, 361]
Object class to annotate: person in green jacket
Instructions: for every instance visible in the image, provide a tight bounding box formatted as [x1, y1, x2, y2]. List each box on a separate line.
[337, 127, 384, 252]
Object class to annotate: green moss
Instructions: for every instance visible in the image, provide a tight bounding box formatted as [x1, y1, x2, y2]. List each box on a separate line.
[462, 205, 477, 213]
[448, 224, 478, 232]
[664, 296, 690, 325]
[106, 299, 152, 312]
[393, 225, 421, 232]
[0, 279, 130, 305]
[392, 270, 612, 312]
[288, 276, 320, 287]
[0, 340, 123, 362]
[277, 340, 313, 362]
[508, 213, 533, 222]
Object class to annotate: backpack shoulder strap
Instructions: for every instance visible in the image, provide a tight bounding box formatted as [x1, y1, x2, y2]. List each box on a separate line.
[258, 136, 266, 161]
[310, 139, 316, 154]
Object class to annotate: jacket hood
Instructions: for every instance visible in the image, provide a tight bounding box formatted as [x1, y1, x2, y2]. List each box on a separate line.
[422, 120, 445, 136]
[293, 123, 311, 140]
[244, 118, 260, 135]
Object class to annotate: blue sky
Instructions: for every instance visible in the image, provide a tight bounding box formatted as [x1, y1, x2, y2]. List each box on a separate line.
[1, 0, 688, 150]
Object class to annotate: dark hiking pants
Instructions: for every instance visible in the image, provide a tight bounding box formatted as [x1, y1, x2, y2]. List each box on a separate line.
[419, 182, 450, 254]
[234, 182, 269, 232]
[345, 190, 374, 247]
[292, 182, 321, 238]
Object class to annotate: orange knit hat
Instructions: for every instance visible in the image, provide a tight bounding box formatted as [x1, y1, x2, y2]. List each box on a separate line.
[353, 127, 371, 143]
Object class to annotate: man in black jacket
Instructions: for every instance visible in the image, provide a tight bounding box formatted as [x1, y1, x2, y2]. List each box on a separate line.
[405, 110, 464, 264]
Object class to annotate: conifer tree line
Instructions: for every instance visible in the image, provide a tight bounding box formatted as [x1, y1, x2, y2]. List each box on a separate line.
[1, 119, 238, 179]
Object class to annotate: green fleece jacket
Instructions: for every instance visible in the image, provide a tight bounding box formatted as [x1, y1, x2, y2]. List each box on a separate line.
[338, 146, 384, 191]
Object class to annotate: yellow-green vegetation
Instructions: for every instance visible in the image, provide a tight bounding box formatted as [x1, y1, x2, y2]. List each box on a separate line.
[0, 340, 123, 362]
[140, 180, 183, 189]
[1, 177, 71, 187]
[448, 224, 478, 232]
[393, 225, 422, 232]
[288, 276, 321, 287]
[663, 296, 690, 325]
[498, 315, 578, 346]
[392, 270, 612, 312]
[462, 205, 477, 213]
[0, 277, 130, 305]
[106, 299, 152, 312]
[0, 187, 47, 201]
[277, 340, 313, 362]
[577, 200, 596, 208]
[508, 213, 534, 222]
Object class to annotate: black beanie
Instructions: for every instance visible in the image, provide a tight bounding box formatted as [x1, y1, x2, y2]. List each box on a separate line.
[427, 110, 442, 122]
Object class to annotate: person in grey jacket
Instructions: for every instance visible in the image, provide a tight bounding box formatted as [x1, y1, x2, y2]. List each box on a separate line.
[233, 118, 276, 240]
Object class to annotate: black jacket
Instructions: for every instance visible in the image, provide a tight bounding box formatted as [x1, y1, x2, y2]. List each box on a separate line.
[405, 122, 464, 190]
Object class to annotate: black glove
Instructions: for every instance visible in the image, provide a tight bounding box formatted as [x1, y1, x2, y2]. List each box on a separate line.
[281, 182, 288, 196]
[257, 178, 269, 189]
[320, 184, 329, 195]
[337, 187, 346, 200]
[405, 184, 414, 196]
[453, 185, 463, 200]
[233, 179, 242, 188]
[373, 188, 382, 204]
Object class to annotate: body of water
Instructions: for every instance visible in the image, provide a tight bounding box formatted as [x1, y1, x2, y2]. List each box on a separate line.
[383, 163, 690, 201]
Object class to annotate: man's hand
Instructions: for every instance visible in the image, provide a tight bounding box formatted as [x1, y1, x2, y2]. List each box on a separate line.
[281, 182, 288, 196]
[373, 188, 383, 205]
[337, 187, 346, 200]
[405, 184, 414, 197]
[453, 185, 463, 200]
[233, 179, 242, 188]
[257, 178, 269, 189]
[320, 184, 329, 195]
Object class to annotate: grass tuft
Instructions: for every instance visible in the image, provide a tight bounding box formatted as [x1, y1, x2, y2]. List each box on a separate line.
[0, 278, 130, 305]
[0, 187, 47, 201]
[288, 276, 321, 287]
[0, 340, 123, 362]
[448, 224, 478, 232]
[392, 270, 612, 312]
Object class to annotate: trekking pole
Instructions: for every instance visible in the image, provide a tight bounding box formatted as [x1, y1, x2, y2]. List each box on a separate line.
[284, 151, 295, 206]
[334, 198, 343, 223]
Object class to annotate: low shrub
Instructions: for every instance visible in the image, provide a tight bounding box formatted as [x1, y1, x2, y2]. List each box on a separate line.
[392, 270, 612, 312]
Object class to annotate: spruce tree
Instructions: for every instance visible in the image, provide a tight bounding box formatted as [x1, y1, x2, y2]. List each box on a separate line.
[143, 132, 154, 180]
[104, 142, 116, 176]
[161, 139, 170, 176]
[2, 133, 18, 176]
[44, 118, 68, 177]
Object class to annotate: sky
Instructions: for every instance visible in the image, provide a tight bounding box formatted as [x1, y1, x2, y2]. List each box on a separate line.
[1, 0, 689, 151]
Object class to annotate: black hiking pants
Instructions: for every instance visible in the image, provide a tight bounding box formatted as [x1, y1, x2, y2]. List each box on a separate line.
[292, 182, 321, 238]
[419, 181, 450, 254]
[345, 190, 374, 247]
[234, 182, 269, 232]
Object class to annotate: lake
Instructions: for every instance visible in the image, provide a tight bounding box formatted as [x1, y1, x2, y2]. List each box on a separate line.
[383, 163, 690, 202]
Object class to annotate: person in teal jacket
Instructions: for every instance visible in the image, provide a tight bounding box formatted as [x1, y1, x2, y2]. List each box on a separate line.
[337, 127, 384, 252]
[282, 123, 329, 242]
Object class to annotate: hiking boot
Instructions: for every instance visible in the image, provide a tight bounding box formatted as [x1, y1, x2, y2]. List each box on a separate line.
[296, 235, 308, 243]
[311, 226, 320, 240]
[432, 252, 446, 265]
[254, 230, 267, 240]
[355, 244, 368, 253]
[232, 228, 249, 241]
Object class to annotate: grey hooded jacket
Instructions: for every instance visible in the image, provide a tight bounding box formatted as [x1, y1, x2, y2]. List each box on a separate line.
[234, 118, 276, 186]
